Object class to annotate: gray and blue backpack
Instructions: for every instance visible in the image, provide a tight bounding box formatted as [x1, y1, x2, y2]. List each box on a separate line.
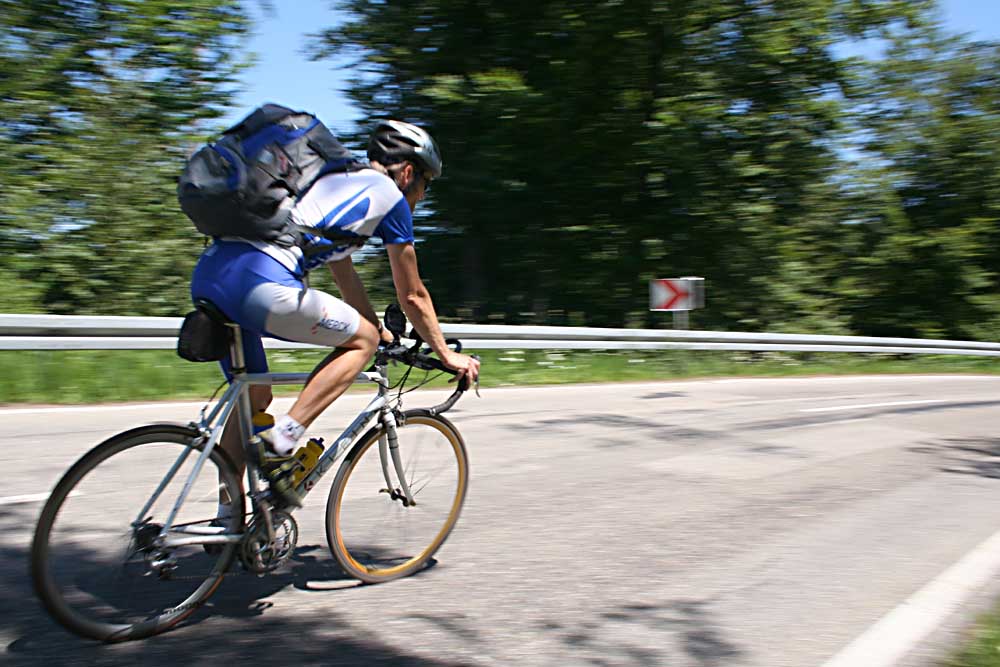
[178, 104, 365, 247]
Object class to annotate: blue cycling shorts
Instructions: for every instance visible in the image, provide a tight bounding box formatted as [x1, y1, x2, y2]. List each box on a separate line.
[190, 240, 360, 378]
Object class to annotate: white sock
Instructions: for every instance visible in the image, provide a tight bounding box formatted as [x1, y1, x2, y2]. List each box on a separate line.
[271, 414, 305, 456]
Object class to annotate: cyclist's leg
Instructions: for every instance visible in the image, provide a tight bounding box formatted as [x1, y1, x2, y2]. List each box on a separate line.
[193, 240, 378, 447]
[245, 282, 379, 431]
[289, 328, 378, 427]
[191, 242, 279, 505]
[217, 334, 273, 482]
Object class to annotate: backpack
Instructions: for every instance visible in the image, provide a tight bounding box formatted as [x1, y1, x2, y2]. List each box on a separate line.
[177, 104, 366, 248]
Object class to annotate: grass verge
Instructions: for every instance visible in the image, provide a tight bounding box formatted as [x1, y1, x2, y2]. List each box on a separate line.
[946, 604, 1000, 667]
[1, 347, 997, 405]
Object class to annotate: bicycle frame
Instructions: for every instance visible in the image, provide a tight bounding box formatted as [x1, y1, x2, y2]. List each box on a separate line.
[140, 321, 405, 551]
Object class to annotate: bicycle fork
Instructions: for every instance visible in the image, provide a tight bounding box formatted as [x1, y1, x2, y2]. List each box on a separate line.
[379, 409, 415, 507]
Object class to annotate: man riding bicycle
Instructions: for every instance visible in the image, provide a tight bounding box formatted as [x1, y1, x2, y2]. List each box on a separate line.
[190, 120, 480, 510]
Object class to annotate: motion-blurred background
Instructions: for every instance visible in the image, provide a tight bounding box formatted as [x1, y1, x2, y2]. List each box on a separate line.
[2, 0, 998, 342]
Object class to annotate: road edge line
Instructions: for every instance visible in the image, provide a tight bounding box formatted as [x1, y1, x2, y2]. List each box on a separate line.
[821, 528, 1000, 667]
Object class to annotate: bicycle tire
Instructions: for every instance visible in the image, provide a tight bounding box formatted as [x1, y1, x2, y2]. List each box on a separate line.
[325, 410, 469, 584]
[31, 423, 244, 641]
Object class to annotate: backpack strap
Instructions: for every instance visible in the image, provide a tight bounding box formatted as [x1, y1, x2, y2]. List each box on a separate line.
[288, 221, 371, 259]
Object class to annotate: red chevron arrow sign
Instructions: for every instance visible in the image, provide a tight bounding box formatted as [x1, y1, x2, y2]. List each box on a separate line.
[649, 278, 705, 311]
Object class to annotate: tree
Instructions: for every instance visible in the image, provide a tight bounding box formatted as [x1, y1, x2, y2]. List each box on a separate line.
[840, 28, 1000, 339]
[0, 0, 252, 315]
[314, 0, 927, 332]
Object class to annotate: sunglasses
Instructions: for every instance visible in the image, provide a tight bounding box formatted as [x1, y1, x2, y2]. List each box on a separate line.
[418, 171, 433, 192]
[389, 163, 433, 192]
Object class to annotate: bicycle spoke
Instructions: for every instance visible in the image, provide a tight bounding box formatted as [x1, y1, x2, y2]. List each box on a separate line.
[32, 426, 242, 641]
[327, 414, 468, 583]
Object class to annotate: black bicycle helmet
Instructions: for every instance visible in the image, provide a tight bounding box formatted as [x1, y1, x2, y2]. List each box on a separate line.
[367, 120, 443, 179]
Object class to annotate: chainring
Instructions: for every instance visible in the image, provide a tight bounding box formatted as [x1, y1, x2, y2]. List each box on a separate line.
[239, 511, 299, 574]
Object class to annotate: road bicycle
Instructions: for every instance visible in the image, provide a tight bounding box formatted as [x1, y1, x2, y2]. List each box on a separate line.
[31, 302, 474, 642]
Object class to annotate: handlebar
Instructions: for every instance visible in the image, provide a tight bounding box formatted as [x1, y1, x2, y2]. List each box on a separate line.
[376, 334, 476, 415]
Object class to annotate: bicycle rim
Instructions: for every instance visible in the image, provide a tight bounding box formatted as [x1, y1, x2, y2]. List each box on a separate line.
[31, 424, 243, 641]
[326, 412, 468, 583]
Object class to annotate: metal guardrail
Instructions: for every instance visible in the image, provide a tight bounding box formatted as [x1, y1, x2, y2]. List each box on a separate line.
[1, 314, 999, 357]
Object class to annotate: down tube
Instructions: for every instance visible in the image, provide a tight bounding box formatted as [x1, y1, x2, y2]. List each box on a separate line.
[295, 394, 387, 496]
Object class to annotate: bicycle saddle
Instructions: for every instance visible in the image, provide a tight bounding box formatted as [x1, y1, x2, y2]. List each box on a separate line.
[193, 298, 235, 328]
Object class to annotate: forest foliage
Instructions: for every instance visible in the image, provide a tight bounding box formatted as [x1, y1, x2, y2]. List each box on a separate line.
[2, 1, 998, 340]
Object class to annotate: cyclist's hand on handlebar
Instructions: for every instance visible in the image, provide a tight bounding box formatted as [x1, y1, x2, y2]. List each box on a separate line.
[378, 327, 395, 346]
[441, 350, 480, 385]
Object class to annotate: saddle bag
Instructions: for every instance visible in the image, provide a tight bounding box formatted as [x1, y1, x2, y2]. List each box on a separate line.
[177, 309, 231, 362]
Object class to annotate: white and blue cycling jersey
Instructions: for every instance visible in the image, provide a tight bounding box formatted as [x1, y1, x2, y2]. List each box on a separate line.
[190, 167, 413, 376]
[239, 167, 415, 275]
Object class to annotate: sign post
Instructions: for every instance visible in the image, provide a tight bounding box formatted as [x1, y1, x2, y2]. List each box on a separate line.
[649, 277, 705, 329]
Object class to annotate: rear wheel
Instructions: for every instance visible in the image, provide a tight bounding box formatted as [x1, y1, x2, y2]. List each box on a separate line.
[326, 411, 469, 583]
[31, 424, 244, 641]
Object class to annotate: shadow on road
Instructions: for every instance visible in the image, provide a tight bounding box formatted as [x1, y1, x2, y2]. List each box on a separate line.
[0, 500, 461, 667]
[638, 392, 688, 400]
[2, 506, 747, 667]
[910, 436, 1000, 480]
[537, 599, 744, 666]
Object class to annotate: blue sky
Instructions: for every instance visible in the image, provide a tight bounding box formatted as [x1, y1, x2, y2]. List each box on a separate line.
[227, 0, 1000, 130]
[225, 1, 360, 130]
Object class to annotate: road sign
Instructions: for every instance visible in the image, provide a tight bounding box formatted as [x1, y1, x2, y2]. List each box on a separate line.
[649, 277, 705, 311]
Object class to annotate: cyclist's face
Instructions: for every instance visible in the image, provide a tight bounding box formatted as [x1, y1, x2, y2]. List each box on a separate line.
[393, 162, 431, 212]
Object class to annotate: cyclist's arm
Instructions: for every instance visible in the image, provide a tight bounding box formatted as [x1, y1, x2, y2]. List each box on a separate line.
[385, 242, 449, 357]
[386, 242, 480, 383]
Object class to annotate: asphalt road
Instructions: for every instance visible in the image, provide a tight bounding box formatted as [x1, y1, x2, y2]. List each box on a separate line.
[2, 374, 1000, 666]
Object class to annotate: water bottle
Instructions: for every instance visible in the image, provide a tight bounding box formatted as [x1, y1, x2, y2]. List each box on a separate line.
[290, 437, 325, 486]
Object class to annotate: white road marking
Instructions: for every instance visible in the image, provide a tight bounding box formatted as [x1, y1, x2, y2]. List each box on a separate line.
[714, 375, 1000, 384]
[2, 376, 997, 417]
[800, 399, 950, 413]
[0, 397, 300, 416]
[0, 491, 81, 506]
[821, 528, 1000, 667]
[0, 381, 680, 417]
[0, 401, 208, 416]
[789, 417, 869, 428]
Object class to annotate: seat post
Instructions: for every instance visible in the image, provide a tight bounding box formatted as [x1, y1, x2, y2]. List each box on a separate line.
[225, 323, 258, 455]
[227, 323, 246, 376]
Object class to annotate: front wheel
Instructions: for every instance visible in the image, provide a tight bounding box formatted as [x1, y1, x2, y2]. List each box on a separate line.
[31, 424, 245, 641]
[326, 411, 469, 583]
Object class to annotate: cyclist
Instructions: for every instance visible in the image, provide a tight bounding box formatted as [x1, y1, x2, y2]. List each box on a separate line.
[190, 120, 480, 509]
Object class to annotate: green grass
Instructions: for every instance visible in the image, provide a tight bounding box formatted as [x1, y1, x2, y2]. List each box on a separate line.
[1, 347, 997, 405]
[946, 604, 1000, 667]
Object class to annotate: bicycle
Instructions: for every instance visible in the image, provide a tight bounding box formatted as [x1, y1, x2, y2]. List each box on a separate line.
[31, 301, 475, 642]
